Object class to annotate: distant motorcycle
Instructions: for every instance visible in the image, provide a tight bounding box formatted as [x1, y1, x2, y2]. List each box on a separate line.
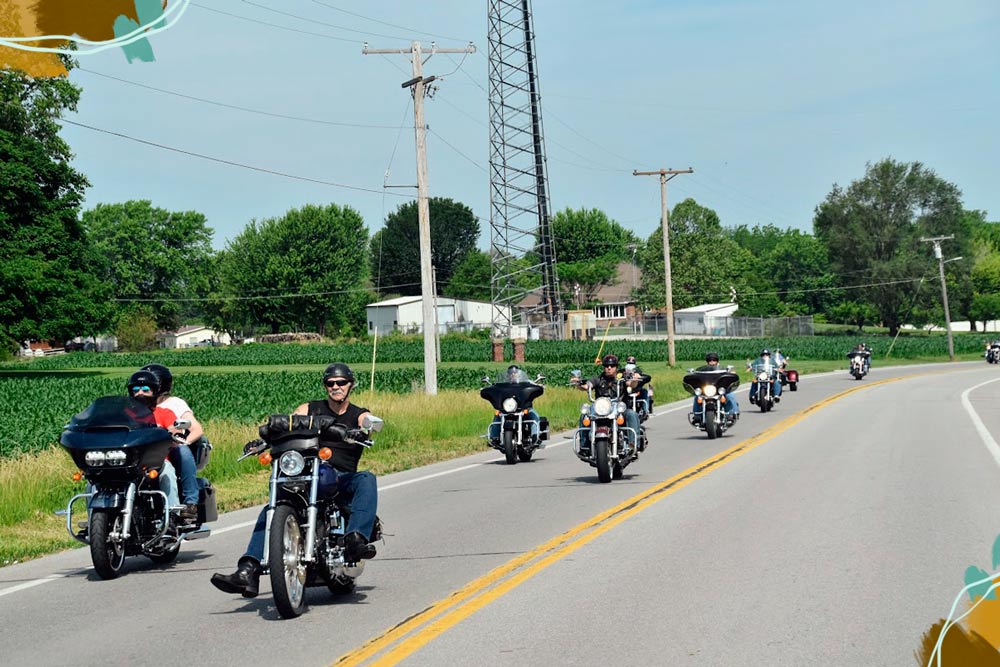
[847, 351, 869, 380]
[58, 396, 216, 579]
[241, 413, 384, 618]
[480, 370, 549, 464]
[684, 367, 740, 439]
[986, 344, 1000, 365]
[748, 360, 779, 412]
[571, 370, 642, 483]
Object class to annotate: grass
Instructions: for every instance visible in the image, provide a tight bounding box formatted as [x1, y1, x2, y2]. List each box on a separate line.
[0, 352, 984, 566]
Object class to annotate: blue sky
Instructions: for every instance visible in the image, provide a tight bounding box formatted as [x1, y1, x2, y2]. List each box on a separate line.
[57, 0, 1000, 250]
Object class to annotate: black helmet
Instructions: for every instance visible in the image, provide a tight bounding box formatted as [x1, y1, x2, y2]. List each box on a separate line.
[127, 370, 160, 407]
[760, 348, 771, 356]
[602, 354, 619, 367]
[705, 352, 720, 363]
[322, 362, 355, 384]
[140, 363, 173, 395]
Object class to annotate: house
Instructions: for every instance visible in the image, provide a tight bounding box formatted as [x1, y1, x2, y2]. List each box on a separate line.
[516, 261, 642, 328]
[366, 296, 508, 335]
[156, 325, 231, 349]
[674, 303, 739, 336]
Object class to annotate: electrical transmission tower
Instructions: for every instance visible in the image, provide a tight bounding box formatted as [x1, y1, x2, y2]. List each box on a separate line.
[487, 0, 562, 339]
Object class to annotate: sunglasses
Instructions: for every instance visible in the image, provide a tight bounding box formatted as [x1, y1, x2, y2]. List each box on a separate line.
[604, 364, 618, 368]
[325, 379, 351, 388]
[131, 385, 152, 393]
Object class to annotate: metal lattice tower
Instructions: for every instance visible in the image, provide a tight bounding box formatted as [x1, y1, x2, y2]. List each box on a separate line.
[487, 0, 562, 339]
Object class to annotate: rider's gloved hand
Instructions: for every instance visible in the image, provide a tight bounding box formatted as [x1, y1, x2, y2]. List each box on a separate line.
[243, 439, 265, 456]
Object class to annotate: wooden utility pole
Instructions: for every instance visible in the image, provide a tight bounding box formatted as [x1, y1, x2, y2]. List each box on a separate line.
[364, 41, 475, 394]
[633, 167, 693, 366]
[920, 235, 957, 361]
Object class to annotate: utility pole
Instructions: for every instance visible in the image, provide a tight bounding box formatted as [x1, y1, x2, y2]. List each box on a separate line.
[633, 167, 693, 366]
[920, 235, 957, 361]
[364, 40, 475, 394]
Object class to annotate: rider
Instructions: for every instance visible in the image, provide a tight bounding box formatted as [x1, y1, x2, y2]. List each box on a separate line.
[624, 355, 652, 416]
[691, 352, 739, 423]
[852, 342, 872, 373]
[747, 348, 782, 405]
[572, 354, 642, 453]
[488, 365, 542, 443]
[127, 367, 201, 524]
[210, 362, 378, 598]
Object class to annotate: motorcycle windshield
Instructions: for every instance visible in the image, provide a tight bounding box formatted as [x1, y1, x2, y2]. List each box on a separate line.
[748, 362, 777, 377]
[65, 396, 158, 431]
[682, 371, 740, 395]
[480, 383, 544, 411]
[60, 397, 173, 468]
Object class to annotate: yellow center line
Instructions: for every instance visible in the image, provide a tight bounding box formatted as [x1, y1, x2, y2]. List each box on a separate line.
[334, 373, 915, 667]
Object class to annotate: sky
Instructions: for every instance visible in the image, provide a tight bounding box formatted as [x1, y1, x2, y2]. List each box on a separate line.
[36, 0, 1000, 251]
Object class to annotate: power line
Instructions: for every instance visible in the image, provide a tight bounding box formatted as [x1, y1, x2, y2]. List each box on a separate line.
[76, 68, 409, 130]
[239, 0, 412, 42]
[190, 2, 361, 42]
[113, 281, 424, 303]
[62, 119, 409, 198]
[307, 0, 469, 42]
[427, 128, 486, 173]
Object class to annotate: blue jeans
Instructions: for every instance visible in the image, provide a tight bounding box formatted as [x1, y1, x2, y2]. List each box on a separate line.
[488, 411, 540, 442]
[577, 409, 640, 449]
[168, 444, 199, 505]
[159, 460, 180, 507]
[243, 467, 378, 562]
[691, 393, 739, 421]
[749, 379, 781, 401]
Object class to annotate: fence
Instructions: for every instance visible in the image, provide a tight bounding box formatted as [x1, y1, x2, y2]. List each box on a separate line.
[641, 314, 814, 337]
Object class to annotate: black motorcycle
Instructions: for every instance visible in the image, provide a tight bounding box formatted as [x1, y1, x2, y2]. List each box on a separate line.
[986, 344, 1000, 364]
[480, 372, 549, 464]
[623, 366, 653, 422]
[240, 414, 384, 619]
[683, 368, 740, 439]
[847, 351, 869, 380]
[748, 360, 779, 412]
[58, 396, 216, 579]
[572, 371, 643, 483]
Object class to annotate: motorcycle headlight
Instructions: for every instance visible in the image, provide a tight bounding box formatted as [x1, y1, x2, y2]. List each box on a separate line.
[703, 385, 717, 397]
[105, 450, 127, 466]
[279, 451, 306, 476]
[757, 371, 768, 382]
[593, 397, 613, 416]
[616, 402, 627, 414]
[502, 397, 518, 413]
[84, 451, 106, 466]
[719, 386, 727, 395]
[694, 387, 702, 396]
[580, 403, 591, 415]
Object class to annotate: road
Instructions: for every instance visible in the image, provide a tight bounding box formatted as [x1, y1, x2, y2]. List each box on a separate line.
[2, 362, 999, 666]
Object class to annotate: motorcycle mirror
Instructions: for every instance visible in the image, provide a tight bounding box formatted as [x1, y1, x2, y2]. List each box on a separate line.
[481, 376, 490, 385]
[726, 365, 734, 372]
[173, 419, 191, 430]
[535, 374, 546, 383]
[570, 369, 582, 378]
[362, 415, 384, 432]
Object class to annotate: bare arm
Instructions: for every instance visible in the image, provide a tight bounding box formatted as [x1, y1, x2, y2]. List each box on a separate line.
[293, 402, 309, 416]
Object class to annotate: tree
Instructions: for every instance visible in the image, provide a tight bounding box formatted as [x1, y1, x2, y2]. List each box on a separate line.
[114, 307, 158, 352]
[0, 57, 114, 350]
[970, 293, 1000, 331]
[83, 201, 215, 330]
[215, 204, 370, 336]
[370, 198, 479, 296]
[827, 301, 879, 331]
[546, 207, 638, 307]
[814, 159, 968, 335]
[442, 250, 491, 301]
[637, 198, 751, 310]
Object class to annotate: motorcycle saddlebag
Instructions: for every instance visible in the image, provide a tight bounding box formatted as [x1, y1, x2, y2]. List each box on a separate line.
[190, 436, 213, 472]
[539, 417, 549, 440]
[198, 478, 218, 523]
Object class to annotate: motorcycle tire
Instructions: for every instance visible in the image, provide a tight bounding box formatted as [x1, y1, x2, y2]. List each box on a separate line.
[269, 504, 308, 619]
[705, 411, 718, 439]
[502, 430, 517, 465]
[90, 509, 126, 580]
[759, 396, 768, 413]
[790, 382, 798, 391]
[595, 439, 612, 483]
[516, 448, 534, 462]
[146, 543, 181, 565]
[612, 459, 624, 480]
[327, 579, 356, 596]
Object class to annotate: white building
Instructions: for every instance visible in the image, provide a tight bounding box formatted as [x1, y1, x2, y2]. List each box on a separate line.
[674, 303, 740, 336]
[156, 325, 232, 349]
[366, 297, 507, 335]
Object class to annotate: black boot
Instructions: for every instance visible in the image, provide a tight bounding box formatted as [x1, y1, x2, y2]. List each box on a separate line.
[344, 531, 376, 562]
[210, 557, 261, 598]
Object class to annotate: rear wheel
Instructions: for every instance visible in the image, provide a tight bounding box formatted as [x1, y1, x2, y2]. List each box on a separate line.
[327, 579, 356, 595]
[595, 439, 612, 483]
[612, 459, 624, 479]
[90, 509, 126, 580]
[502, 430, 517, 465]
[146, 543, 181, 565]
[790, 383, 798, 391]
[516, 448, 534, 462]
[270, 505, 308, 619]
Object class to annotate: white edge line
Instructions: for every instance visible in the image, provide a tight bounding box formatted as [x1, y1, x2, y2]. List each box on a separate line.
[960, 376, 1000, 469]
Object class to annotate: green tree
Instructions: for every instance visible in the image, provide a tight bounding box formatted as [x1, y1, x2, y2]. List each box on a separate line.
[370, 198, 479, 296]
[216, 204, 370, 336]
[549, 207, 639, 307]
[83, 200, 215, 330]
[114, 307, 158, 352]
[970, 293, 1000, 330]
[814, 159, 968, 335]
[827, 301, 879, 331]
[0, 57, 113, 350]
[442, 250, 491, 301]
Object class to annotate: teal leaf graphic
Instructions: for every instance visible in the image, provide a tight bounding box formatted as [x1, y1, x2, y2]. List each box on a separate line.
[964, 565, 997, 601]
[993, 532, 1000, 570]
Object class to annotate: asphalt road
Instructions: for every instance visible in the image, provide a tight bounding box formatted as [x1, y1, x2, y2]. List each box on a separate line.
[2, 361, 999, 666]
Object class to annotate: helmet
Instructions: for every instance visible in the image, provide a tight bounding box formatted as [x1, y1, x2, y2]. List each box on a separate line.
[140, 363, 173, 396]
[126, 370, 160, 407]
[760, 348, 771, 356]
[705, 352, 720, 363]
[626, 356, 637, 365]
[602, 354, 619, 367]
[322, 362, 355, 384]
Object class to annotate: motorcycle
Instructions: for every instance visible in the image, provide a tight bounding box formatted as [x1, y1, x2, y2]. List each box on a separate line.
[58, 396, 216, 579]
[240, 413, 384, 619]
[748, 360, 779, 412]
[986, 344, 1000, 364]
[684, 366, 740, 439]
[623, 364, 652, 421]
[480, 372, 549, 464]
[847, 351, 869, 380]
[571, 370, 643, 483]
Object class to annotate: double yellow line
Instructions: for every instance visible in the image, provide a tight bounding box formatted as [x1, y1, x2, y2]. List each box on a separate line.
[334, 375, 909, 667]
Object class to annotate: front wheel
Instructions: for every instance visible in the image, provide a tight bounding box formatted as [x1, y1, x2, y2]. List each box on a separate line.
[502, 430, 517, 465]
[595, 439, 612, 483]
[269, 505, 308, 619]
[90, 509, 126, 580]
[705, 409, 718, 439]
